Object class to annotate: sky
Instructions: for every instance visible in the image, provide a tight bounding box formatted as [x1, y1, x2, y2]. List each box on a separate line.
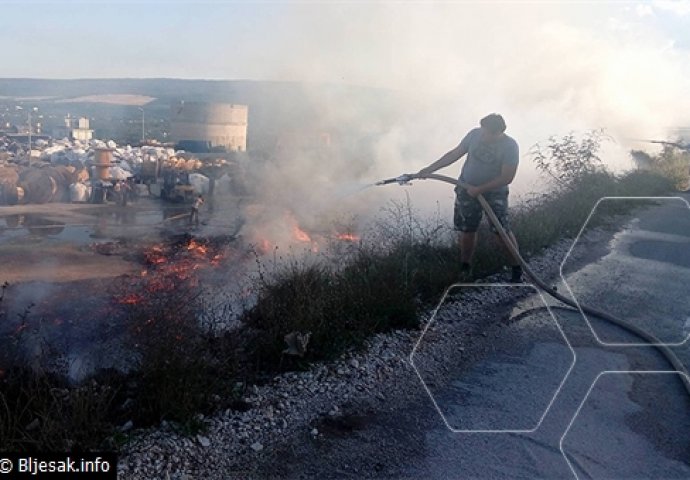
[2, 0, 689, 207]
[1, 1, 688, 84]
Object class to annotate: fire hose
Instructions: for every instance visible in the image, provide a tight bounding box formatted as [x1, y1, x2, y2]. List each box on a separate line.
[377, 173, 690, 395]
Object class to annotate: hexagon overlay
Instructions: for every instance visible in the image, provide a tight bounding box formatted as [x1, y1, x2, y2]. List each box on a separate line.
[560, 371, 690, 480]
[560, 196, 690, 346]
[410, 283, 576, 433]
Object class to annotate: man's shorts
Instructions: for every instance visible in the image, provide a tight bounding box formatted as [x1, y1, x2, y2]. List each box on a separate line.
[454, 189, 510, 233]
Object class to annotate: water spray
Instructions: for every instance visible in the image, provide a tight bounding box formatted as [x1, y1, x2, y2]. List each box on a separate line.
[377, 172, 690, 395]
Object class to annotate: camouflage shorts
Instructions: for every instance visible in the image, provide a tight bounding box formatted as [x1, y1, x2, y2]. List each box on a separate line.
[454, 189, 510, 233]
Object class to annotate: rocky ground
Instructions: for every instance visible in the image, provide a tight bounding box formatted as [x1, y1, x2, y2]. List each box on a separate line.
[117, 223, 616, 480]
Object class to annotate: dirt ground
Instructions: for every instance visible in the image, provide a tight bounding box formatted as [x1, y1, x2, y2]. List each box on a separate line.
[0, 199, 189, 283]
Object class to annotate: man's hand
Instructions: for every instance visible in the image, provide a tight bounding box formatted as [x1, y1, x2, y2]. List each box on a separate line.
[465, 185, 482, 198]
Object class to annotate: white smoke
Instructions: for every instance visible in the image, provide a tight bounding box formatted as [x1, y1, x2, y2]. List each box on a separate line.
[250, 2, 688, 202]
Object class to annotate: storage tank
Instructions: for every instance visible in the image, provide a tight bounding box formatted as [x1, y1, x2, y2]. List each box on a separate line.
[93, 148, 114, 181]
[170, 102, 248, 152]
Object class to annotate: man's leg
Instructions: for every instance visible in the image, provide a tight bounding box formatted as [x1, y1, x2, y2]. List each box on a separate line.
[460, 231, 478, 264]
[454, 191, 482, 278]
[493, 230, 520, 266]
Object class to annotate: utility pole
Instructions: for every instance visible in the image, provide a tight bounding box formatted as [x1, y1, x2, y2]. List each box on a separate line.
[139, 107, 145, 144]
[27, 110, 32, 167]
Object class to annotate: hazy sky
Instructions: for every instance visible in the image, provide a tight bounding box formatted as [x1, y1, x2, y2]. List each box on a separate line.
[1, 1, 688, 84]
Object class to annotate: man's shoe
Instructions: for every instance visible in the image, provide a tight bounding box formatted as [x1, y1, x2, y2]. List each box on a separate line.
[458, 263, 474, 283]
[509, 265, 523, 283]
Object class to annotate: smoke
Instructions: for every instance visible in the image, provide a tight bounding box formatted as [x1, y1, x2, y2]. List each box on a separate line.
[227, 1, 690, 244]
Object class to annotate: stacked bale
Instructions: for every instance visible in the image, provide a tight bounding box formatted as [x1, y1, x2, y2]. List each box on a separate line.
[18, 166, 78, 204]
[0, 166, 20, 205]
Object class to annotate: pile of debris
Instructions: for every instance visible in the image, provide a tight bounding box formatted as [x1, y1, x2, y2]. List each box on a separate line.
[0, 136, 234, 205]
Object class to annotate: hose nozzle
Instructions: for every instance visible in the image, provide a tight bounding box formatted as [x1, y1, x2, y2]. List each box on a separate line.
[375, 173, 415, 186]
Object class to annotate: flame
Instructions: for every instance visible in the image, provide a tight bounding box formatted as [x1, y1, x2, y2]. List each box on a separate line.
[187, 239, 208, 255]
[292, 225, 311, 242]
[252, 238, 273, 254]
[285, 211, 312, 243]
[336, 233, 359, 242]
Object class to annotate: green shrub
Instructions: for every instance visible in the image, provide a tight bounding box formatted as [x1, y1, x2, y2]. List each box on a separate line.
[631, 144, 689, 190]
[530, 129, 610, 186]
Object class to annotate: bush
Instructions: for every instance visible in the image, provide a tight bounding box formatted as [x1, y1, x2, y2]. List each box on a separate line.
[530, 129, 611, 187]
[631, 144, 689, 190]
[0, 367, 118, 451]
[243, 248, 420, 371]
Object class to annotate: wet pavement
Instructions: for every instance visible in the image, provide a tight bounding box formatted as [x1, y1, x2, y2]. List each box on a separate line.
[406, 194, 690, 478]
[0, 200, 195, 246]
[401, 305, 690, 479]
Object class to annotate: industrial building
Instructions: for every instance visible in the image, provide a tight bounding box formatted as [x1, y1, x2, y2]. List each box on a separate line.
[170, 102, 248, 153]
[52, 115, 94, 141]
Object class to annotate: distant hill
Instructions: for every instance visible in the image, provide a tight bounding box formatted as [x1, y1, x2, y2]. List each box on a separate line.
[0, 78, 404, 149]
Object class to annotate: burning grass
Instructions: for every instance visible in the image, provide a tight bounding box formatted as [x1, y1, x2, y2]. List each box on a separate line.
[113, 234, 235, 305]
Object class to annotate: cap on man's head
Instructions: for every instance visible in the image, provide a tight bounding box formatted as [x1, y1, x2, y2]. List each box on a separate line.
[480, 113, 506, 134]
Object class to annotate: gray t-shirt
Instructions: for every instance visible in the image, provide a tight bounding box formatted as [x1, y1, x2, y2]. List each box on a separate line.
[458, 128, 519, 193]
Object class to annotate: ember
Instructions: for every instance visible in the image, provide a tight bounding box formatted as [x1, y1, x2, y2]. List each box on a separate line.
[335, 232, 360, 242]
[116, 237, 229, 305]
[119, 293, 144, 305]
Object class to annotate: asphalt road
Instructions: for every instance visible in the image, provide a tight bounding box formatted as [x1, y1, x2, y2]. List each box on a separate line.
[257, 193, 690, 479]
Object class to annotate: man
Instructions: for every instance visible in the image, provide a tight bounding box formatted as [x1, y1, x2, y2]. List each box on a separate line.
[112, 180, 122, 205]
[120, 180, 131, 206]
[190, 194, 204, 226]
[416, 113, 522, 282]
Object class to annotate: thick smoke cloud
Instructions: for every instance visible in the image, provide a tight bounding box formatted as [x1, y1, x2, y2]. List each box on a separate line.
[235, 2, 690, 245]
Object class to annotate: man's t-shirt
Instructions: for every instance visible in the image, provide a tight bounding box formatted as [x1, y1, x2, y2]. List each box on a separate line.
[458, 128, 519, 194]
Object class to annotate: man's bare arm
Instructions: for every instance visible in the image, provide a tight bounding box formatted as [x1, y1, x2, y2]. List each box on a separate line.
[417, 143, 468, 177]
